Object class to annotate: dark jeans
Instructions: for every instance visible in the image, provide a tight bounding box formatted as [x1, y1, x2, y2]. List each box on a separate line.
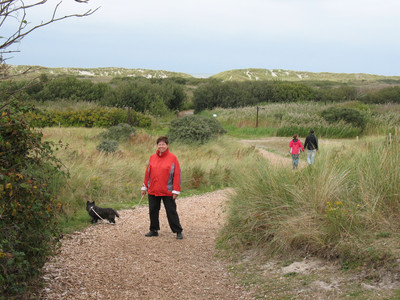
[291, 154, 299, 170]
[148, 194, 183, 233]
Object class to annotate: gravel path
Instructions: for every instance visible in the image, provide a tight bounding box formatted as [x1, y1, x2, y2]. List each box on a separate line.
[40, 189, 255, 299]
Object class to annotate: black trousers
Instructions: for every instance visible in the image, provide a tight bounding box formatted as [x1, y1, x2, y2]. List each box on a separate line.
[148, 194, 183, 233]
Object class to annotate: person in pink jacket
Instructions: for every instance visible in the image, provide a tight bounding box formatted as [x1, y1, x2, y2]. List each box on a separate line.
[289, 134, 304, 170]
[141, 136, 183, 239]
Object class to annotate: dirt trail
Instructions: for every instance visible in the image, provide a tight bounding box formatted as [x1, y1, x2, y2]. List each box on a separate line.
[239, 137, 306, 168]
[40, 189, 255, 299]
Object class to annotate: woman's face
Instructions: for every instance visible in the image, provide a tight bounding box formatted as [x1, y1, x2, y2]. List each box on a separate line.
[157, 141, 168, 153]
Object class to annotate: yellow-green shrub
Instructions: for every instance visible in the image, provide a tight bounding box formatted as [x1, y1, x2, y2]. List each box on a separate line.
[25, 107, 151, 128]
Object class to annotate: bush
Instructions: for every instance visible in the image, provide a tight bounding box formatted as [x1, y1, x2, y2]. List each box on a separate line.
[96, 139, 119, 153]
[271, 82, 315, 102]
[168, 115, 226, 144]
[314, 86, 359, 102]
[0, 100, 66, 297]
[193, 80, 315, 112]
[321, 106, 367, 130]
[101, 78, 186, 115]
[99, 123, 136, 141]
[31, 76, 109, 102]
[25, 107, 151, 128]
[361, 86, 400, 104]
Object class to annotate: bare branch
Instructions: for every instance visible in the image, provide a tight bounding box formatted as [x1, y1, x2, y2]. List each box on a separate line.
[0, 0, 99, 61]
[0, 0, 99, 79]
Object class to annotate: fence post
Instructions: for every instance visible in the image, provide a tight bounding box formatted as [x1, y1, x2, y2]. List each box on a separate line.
[256, 106, 259, 128]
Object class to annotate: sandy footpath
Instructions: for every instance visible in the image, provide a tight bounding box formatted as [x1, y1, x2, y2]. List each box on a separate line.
[40, 189, 255, 300]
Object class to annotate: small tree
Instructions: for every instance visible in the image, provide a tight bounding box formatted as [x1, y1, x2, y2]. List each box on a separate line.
[321, 106, 367, 130]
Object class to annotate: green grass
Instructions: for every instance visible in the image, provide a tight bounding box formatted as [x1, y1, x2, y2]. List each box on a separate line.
[220, 124, 276, 138]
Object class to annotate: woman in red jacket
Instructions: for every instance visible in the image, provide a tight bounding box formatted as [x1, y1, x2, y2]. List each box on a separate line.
[141, 136, 183, 239]
[289, 134, 304, 170]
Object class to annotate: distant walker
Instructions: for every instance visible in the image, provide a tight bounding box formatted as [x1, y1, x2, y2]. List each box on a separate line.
[303, 130, 318, 165]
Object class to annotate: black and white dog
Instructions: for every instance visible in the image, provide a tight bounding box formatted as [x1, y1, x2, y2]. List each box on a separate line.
[86, 201, 120, 224]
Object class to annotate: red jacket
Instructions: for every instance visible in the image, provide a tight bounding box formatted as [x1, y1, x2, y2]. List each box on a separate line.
[289, 139, 304, 155]
[142, 149, 181, 196]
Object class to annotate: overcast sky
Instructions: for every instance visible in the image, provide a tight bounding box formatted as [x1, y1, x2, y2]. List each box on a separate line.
[6, 0, 400, 76]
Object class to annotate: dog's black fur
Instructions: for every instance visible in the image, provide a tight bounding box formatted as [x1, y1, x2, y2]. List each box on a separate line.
[86, 201, 120, 224]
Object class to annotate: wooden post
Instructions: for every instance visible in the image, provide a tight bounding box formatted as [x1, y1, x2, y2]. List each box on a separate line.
[256, 106, 259, 128]
[389, 132, 392, 144]
[356, 136, 359, 142]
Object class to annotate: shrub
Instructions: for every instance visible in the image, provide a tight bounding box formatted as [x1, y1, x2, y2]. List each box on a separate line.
[25, 107, 151, 128]
[168, 115, 226, 144]
[96, 139, 119, 153]
[193, 80, 315, 112]
[314, 86, 359, 102]
[101, 78, 186, 115]
[361, 86, 400, 104]
[271, 82, 315, 102]
[32, 76, 109, 102]
[99, 123, 136, 141]
[337, 100, 370, 112]
[0, 100, 66, 297]
[321, 106, 367, 130]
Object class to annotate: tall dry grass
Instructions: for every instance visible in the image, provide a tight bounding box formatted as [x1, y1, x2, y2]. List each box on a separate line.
[219, 137, 400, 267]
[42, 127, 259, 232]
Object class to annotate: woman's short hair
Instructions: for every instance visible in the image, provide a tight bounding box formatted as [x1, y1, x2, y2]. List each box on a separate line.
[156, 136, 169, 145]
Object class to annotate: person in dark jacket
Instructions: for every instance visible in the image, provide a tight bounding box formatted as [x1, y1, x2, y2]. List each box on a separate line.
[289, 134, 304, 170]
[303, 130, 318, 165]
[141, 136, 183, 239]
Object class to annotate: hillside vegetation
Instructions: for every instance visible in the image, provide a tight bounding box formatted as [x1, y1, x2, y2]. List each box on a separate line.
[8, 65, 400, 85]
[211, 68, 400, 83]
[7, 65, 194, 82]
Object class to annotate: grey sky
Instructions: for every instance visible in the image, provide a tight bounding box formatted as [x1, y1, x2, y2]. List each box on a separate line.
[7, 0, 400, 76]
